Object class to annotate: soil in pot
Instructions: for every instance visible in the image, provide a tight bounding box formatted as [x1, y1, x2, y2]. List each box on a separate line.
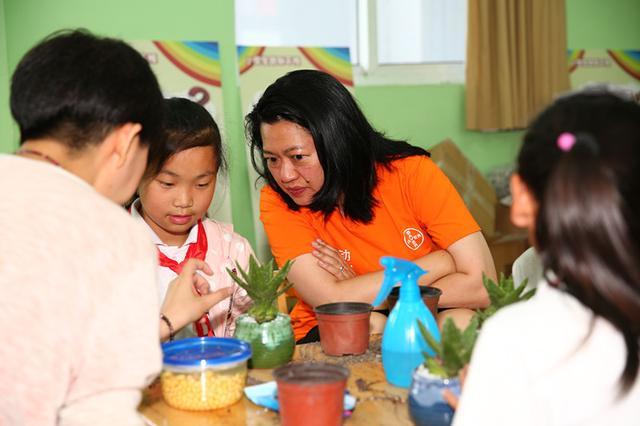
[274, 362, 349, 426]
[387, 286, 442, 319]
[314, 302, 371, 356]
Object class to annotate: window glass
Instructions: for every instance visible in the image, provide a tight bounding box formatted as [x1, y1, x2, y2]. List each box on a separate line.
[377, 0, 466, 64]
[235, 0, 358, 62]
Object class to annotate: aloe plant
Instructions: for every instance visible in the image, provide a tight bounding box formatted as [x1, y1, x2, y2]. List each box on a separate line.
[417, 317, 479, 379]
[474, 273, 535, 326]
[227, 255, 293, 324]
[416, 273, 535, 378]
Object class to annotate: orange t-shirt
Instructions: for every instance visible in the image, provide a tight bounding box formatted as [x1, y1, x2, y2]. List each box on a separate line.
[260, 155, 480, 341]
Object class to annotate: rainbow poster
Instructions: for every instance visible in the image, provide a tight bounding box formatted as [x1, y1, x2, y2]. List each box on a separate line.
[129, 40, 231, 224]
[568, 49, 640, 97]
[237, 45, 354, 260]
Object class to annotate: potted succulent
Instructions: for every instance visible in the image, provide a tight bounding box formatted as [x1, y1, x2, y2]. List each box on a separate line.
[228, 255, 295, 369]
[408, 274, 536, 426]
[409, 317, 478, 426]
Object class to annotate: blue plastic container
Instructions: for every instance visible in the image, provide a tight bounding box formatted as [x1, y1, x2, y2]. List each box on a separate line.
[160, 337, 252, 410]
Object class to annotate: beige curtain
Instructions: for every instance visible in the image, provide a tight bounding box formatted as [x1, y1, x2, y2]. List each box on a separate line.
[465, 0, 570, 130]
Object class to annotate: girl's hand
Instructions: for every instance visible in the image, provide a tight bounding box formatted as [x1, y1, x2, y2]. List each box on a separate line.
[161, 259, 232, 335]
[311, 239, 356, 281]
[193, 272, 211, 296]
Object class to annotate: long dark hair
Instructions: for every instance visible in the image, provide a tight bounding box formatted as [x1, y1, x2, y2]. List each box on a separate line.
[145, 97, 226, 180]
[518, 92, 640, 394]
[246, 70, 429, 223]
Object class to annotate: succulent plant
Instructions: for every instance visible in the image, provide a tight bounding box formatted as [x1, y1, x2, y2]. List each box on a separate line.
[474, 273, 535, 326]
[227, 255, 293, 324]
[417, 317, 479, 379]
[416, 274, 535, 379]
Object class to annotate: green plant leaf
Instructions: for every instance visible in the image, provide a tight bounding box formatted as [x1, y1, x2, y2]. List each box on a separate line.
[417, 316, 479, 379]
[512, 278, 528, 297]
[439, 318, 464, 376]
[417, 319, 441, 359]
[425, 358, 448, 378]
[441, 340, 463, 377]
[227, 255, 295, 323]
[476, 274, 537, 327]
[521, 288, 536, 301]
[483, 278, 503, 304]
[460, 318, 479, 364]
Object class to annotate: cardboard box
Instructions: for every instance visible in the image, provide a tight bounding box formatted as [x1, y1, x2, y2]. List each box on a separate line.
[491, 203, 531, 278]
[429, 139, 530, 277]
[429, 139, 498, 237]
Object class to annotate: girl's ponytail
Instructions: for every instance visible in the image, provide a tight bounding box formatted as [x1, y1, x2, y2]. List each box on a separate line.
[536, 131, 640, 394]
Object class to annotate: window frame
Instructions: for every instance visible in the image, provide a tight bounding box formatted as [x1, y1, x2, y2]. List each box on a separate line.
[354, 0, 466, 86]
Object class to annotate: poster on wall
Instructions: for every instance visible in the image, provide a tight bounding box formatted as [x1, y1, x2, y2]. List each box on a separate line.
[568, 49, 640, 101]
[129, 40, 232, 224]
[237, 46, 353, 261]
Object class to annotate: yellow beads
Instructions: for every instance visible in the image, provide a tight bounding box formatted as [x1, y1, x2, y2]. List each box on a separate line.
[161, 366, 247, 410]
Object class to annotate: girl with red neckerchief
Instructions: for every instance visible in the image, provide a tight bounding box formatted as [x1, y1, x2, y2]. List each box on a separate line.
[131, 98, 253, 339]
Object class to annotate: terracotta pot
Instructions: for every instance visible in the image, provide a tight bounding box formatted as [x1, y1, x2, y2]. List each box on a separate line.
[274, 362, 349, 426]
[408, 365, 460, 426]
[387, 286, 441, 319]
[314, 302, 371, 356]
[233, 313, 295, 369]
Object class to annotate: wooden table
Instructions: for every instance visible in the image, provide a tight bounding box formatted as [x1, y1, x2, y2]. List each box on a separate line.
[139, 334, 413, 425]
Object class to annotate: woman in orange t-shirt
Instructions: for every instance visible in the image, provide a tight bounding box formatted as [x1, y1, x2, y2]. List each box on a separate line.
[246, 70, 496, 343]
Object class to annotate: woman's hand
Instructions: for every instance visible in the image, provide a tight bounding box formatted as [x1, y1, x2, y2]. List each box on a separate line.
[160, 258, 232, 340]
[311, 239, 356, 281]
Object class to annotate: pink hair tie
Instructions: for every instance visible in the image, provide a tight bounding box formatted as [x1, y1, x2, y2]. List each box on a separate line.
[557, 132, 576, 152]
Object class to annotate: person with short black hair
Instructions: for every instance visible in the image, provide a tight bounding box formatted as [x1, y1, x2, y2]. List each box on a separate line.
[0, 30, 229, 425]
[247, 70, 496, 343]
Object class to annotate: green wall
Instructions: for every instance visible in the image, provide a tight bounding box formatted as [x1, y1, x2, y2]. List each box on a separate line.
[0, 0, 12, 150]
[355, 84, 522, 173]
[567, 0, 640, 48]
[1, 0, 638, 245]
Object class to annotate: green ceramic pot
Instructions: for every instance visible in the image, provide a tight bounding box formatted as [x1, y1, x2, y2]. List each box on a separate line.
[233, 313, 295, 369]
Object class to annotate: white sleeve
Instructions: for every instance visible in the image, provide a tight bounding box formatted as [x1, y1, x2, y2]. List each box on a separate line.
[452, 317, 541, 426]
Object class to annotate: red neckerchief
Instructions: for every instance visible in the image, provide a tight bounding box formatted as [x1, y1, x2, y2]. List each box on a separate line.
[157, 220, 214, 337]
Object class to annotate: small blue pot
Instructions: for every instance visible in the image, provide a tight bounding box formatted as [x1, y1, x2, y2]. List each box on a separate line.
[408, 366, 460, 426]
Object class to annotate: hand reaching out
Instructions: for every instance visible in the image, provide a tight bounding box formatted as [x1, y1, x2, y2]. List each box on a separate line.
[160, 258, 231, 341]
[311, 238, 355, 280]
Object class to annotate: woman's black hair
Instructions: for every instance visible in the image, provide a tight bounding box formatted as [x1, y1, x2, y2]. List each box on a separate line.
[518, 92, 640, 395]
[246, 70, 429, 223]
[145, 97, 226, 180]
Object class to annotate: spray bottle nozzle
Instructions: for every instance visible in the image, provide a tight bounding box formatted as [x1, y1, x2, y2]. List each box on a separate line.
[372, 256, 427, 307]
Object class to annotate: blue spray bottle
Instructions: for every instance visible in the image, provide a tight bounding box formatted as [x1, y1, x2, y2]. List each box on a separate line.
[372, 256, 441, 388]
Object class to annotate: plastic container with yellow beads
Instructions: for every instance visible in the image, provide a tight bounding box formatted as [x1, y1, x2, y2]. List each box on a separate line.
[160, 337, 252, 411]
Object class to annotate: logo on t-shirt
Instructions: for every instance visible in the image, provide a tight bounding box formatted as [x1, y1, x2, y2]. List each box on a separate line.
[403, 228, 424, 250]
